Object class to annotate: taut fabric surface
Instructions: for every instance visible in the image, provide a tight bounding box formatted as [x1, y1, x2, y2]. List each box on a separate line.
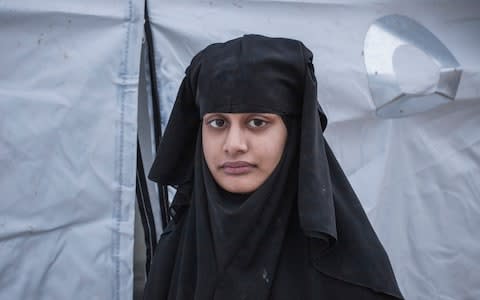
[0, 1, 144, 299]
[145, 2, 480, 299]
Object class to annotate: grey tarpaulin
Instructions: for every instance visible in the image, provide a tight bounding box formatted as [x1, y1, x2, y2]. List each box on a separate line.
[0, 1, 144, 299]
[145, 1, 480, 299]
[0, 0, 479, 299]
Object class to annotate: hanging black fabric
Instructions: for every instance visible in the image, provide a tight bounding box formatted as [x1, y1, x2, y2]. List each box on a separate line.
[135, 139, 156, 275]
[144, 0, 169, 229]
[145, 34, 404, 300]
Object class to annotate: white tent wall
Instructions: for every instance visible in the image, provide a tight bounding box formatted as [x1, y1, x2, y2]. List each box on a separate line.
[1, 0, 479, 299]
[146, 1, 480, 299]
[0, 1, 144, 299]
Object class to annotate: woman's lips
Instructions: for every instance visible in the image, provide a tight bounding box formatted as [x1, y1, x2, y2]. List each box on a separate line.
[221, 161, 255, 175]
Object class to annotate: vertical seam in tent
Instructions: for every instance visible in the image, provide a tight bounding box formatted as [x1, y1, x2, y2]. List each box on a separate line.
[113, 0, 134, 299]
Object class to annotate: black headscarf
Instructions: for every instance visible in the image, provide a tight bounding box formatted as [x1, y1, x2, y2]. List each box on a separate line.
[145, 35, 403, 300]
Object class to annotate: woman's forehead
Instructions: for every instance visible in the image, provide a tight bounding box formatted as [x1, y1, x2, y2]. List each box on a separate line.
[203, 112, 281, 118]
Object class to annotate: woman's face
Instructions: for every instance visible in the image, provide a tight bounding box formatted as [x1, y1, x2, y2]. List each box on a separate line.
[202, 113, 287, 194]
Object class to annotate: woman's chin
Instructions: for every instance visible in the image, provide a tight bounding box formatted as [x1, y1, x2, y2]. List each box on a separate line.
[216, 175, 266, 194]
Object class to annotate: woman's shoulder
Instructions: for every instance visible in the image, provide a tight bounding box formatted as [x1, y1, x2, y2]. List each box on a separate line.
[281, 215, 403, 299]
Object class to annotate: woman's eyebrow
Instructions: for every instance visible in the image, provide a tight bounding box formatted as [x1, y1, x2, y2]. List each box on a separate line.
[204, 113, 226, 119]
[248, 113, 274, 119]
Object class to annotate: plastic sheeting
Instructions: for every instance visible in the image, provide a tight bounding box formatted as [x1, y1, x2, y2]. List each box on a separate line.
[0, 1, 144, 299]
[146, 1, 480, 299]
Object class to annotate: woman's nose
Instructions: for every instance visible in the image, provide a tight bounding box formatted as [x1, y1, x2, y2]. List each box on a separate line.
[223, 125, 248, 154]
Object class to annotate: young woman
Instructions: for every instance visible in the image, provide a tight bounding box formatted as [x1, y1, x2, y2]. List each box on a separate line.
[144, 34, 404, 300]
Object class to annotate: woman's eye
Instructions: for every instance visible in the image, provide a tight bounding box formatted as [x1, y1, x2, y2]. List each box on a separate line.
[208, 119, 226, 128]
[247, 119, 267, 128]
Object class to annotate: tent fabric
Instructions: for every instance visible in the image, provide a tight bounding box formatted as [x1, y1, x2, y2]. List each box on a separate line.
[0, 1, 144, 299]
[1, 0, 479, 299]
[145, 1, 480, 300]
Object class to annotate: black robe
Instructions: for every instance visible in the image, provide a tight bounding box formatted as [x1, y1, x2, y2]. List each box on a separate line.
[145, 34, 404, 300]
